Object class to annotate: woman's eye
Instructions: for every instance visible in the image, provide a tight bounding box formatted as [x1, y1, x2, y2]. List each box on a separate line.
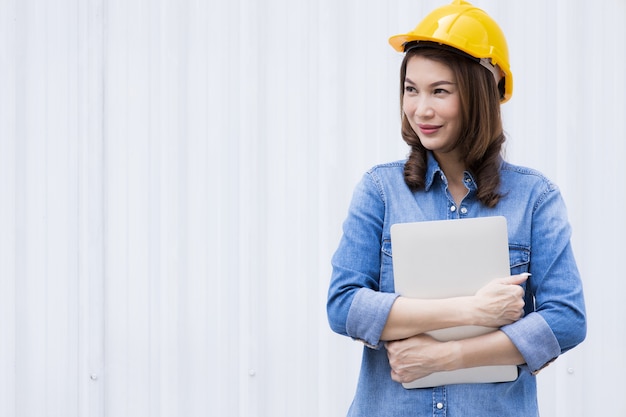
[404, 86, 417, 93]
[434, 88, 449, 95]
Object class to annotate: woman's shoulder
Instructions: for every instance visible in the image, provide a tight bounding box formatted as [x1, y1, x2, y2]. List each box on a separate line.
[366, 159, 406, 174]
[500, 160, 559, 193]
[364, 159, 407, 185]
[366, 159, 406, 177]
[356, 160, 410, 197]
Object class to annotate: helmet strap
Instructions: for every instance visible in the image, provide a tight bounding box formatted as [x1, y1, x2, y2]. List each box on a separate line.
[478, 58, 502, 85]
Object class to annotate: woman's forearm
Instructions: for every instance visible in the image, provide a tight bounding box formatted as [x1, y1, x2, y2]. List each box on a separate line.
[448, 330, 525, 370]
[381, 274, 529, 341]
[381, 295, 476, 341]
[381, 274, 528, 341]
[386, 330, 525, 383]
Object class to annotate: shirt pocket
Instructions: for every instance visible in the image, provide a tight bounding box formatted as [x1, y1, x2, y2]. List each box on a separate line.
[380, 238, 394, 293]
[509, 245, 534, 313]
[509, 244, 530, 276]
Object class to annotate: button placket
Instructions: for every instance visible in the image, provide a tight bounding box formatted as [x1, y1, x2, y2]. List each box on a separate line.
[433, 387, 447, 415]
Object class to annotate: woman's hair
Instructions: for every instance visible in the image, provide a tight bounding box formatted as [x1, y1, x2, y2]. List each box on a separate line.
[400, 46, 505, 207]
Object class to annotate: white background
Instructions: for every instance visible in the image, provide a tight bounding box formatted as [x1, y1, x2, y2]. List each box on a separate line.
[1, 0, 624, 416]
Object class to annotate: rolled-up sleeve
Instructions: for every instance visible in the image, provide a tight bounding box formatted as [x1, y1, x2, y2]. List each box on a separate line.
[501, 312, 560, 373]
[346, 288, 399, 349]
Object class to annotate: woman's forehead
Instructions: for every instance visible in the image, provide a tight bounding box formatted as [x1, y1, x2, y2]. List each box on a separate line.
[405, 55, 456, 83]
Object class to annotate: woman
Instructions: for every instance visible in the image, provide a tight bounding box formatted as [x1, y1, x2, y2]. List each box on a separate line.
[326, 1, 586, 416]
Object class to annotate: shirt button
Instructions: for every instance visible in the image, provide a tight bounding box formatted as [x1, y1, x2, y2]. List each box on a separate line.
[450, 205, 456, 212]
[436, 402, 444, 409]
[460, 207, 468, 214]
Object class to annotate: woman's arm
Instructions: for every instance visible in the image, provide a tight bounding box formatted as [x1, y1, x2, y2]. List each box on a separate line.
[386, 330, 524, 383]
[381, 273, 529, 341]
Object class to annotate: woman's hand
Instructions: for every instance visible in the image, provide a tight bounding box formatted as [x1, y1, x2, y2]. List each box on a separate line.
[473, 273, 529, 328]
[385, 334, 455, 383]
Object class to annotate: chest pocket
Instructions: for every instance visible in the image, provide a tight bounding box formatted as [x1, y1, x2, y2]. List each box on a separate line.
[509, 245, 533, 314]
[380, 238, 394, 293]
[509, 245, 530, 275]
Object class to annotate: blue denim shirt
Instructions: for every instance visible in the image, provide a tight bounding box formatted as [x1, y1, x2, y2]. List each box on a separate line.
[327, 152, 586, 417]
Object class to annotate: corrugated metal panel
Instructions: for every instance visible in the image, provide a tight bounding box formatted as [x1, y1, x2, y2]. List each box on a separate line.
[1, 0, 625, 416]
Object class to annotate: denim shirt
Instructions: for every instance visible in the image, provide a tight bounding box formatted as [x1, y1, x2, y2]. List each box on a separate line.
[327, 152, 586, 417]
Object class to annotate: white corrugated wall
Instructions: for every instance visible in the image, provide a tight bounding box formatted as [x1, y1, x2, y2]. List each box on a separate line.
[0, 0, 624, 416]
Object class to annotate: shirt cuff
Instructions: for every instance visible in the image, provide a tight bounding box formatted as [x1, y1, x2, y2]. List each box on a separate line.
[501, 312, 561, 374]
[346, 288, 399, 349]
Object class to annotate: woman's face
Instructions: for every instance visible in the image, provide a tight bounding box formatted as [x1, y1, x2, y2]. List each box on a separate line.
[402, 55, 462, 156]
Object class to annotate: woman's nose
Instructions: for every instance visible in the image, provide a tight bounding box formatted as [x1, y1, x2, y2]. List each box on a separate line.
[413, 97, 434, 118]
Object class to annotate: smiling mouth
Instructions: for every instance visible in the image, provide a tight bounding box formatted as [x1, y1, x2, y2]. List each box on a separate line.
[418, 124, 441, 135]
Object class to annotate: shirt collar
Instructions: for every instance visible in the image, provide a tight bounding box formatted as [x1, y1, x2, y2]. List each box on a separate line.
[424, 151, 443, 191]
[424, 151, 479, 192]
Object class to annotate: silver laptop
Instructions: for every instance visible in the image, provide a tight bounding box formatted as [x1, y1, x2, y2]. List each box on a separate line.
[390, 216, 518, 388]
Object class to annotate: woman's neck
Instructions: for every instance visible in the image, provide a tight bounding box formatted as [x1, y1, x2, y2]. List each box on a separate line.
[433, 151, 467, 206]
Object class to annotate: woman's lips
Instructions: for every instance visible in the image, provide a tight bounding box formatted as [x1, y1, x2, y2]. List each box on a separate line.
[418, 124, 441, 135]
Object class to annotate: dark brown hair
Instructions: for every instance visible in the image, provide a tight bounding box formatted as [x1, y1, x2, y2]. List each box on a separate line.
[400, 47, 505, 207]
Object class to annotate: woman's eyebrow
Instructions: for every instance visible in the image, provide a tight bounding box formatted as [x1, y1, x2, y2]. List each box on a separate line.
[404, 77, 456, 87]
[431, 80, 456, 87]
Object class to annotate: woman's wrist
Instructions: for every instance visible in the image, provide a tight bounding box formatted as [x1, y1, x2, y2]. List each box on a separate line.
[441, 340, 464, 372]
[455, 296, 481, 327]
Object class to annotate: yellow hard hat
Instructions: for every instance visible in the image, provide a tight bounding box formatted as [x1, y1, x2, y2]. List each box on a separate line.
[389, 0, 513, 103]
